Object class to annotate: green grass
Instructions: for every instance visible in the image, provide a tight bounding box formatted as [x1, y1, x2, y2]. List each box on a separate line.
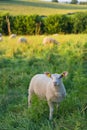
[0, 34, 87, 130]
[0, 0, 87, 15]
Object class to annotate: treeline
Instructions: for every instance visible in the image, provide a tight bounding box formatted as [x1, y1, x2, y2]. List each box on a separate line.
[79, 2, 87, 5]
[0, 12, 87, 35]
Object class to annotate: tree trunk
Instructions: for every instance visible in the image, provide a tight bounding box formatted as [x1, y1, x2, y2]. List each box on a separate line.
[6, 16, 11, 35]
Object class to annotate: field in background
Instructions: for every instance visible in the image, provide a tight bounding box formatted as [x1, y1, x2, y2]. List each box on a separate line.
[0, 0, 87, 15]
[0, 34, 87, 129]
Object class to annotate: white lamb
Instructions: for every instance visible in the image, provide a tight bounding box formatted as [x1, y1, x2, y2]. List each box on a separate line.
[0, 33, 2, 37]
[0, 37, 3, 42]
[43, 37, 59, 45]
[28, 71, 68, 120]
[9, 34, 16, 39]
[18, 37, 28, 43]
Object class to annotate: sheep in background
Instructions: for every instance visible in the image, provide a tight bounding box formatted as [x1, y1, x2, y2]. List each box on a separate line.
[0, 33, 3, 42]
[9, 34, 17, 39]
[53, 34, 58, 36]
[28, 71, 68, 120]
[17, 37, 28, 43]
[43, 37, 59, 45]
[0, 37, 3, 42]
[0, 33, 2, 37]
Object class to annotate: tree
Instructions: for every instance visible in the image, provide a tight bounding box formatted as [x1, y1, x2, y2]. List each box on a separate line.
[52, 0, 58, 2]
[71, 0, 78, 4]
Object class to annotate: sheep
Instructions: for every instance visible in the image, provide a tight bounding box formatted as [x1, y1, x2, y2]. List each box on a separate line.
[9, 34, 16, 39]
[0, 33, 2, 42]
[28, 71, 68, 120]
[53, 34, 58, 36]
[0, 33, 2, 37]
[0, 37, 3, 42]
[43, 37, 59, 45]
[17, 37, 28, 43]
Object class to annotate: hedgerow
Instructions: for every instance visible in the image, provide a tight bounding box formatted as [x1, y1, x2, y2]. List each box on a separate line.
[0, 12, 87, 35]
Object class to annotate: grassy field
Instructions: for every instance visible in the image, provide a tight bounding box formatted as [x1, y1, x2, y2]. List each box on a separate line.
[0, 0, 87, 15]
[0, 34, 87, 130]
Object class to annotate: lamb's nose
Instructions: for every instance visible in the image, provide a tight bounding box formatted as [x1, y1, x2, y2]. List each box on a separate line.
[54, 82, 57, 86]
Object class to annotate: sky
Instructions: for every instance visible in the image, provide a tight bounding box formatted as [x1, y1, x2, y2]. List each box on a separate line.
[42, 0, 87, 2]
[61, 0, 87, 1]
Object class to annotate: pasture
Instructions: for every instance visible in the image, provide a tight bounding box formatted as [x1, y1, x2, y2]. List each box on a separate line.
[0, 0, 87, 15]
[0, 34, 87, 130]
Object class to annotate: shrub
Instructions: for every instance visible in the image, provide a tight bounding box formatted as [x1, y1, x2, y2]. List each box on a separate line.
[73, 12, 87, 33]
[0, 13, 87, 35]
[0, 14, 8, 35]
[43, 15, 61, 34]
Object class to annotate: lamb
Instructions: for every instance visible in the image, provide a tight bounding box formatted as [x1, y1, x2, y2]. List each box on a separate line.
[18, 37, 28, 43]
[28, 71, 68, 120]
[0, 37, 3, 42]
[43, 37, 59, 45]
[0, 33, 2, 37]
[9, 34, 17, 39]
[0, 33, 3, 42]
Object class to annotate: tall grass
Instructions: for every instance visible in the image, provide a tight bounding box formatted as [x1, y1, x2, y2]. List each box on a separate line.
[0, 34, 87, 130]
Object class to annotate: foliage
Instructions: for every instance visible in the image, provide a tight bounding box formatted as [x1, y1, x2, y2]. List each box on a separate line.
[52, 0, 58, 2]
[0, 14, 8, 35]
[44, 14, 73, 34]
[10, 15, 43, 35]
[80, 2, 87, 5]
[0, 34, 87, 130]
[0, 12, 87, 35]
[72, 12, 87, 33]
[71, 0, 78, 4]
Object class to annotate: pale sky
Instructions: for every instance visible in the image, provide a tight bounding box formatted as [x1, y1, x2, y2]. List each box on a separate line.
[43, 0, 87, 2]
[59, 0, 87, 2]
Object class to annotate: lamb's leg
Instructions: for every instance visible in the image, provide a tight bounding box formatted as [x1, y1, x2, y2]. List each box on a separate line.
[28, 90, 32, 108]
[48, 101, 54, 120]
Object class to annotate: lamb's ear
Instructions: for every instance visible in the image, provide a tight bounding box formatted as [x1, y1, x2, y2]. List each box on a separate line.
[59, 71, 68, 78]
[44, 72, 52, 78]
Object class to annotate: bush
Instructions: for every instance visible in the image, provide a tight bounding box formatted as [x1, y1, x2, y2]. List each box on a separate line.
[73, 12, 87, 33]
[11, 15, 43, 35]
[0, 14, 43, 35]
[43, 15, 61, 34]
[0, 14, 8, 35]
[0, 12, 87, 35]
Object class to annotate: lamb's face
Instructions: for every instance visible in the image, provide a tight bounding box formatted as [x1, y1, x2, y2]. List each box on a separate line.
[51, 74, 62, 86]
[44, 71, 68, 87]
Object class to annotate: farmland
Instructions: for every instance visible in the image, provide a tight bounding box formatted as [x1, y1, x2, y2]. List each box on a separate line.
[0, 34, 87, 129]
[0, 0, 87, 15]
[0, 0, 87, 129]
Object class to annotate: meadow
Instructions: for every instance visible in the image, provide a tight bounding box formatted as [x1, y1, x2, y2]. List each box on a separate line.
[0, 0, 87, 129]
[0, 34, 87, 130]
[0, 0, 87, 15]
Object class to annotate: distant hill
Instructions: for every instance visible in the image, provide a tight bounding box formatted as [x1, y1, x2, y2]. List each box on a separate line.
[0, 0, 87, 15]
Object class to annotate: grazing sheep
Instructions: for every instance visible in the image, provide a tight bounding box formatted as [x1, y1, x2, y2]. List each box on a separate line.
[43, 37, 59, 45]
[9, 34, 16, 39]
[53, 34, 58, 36]
[0, 37, 3, 42]
[0, 33, 2, 37]
[28, 71, 68, 120]
[18, 37, 28, 43]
